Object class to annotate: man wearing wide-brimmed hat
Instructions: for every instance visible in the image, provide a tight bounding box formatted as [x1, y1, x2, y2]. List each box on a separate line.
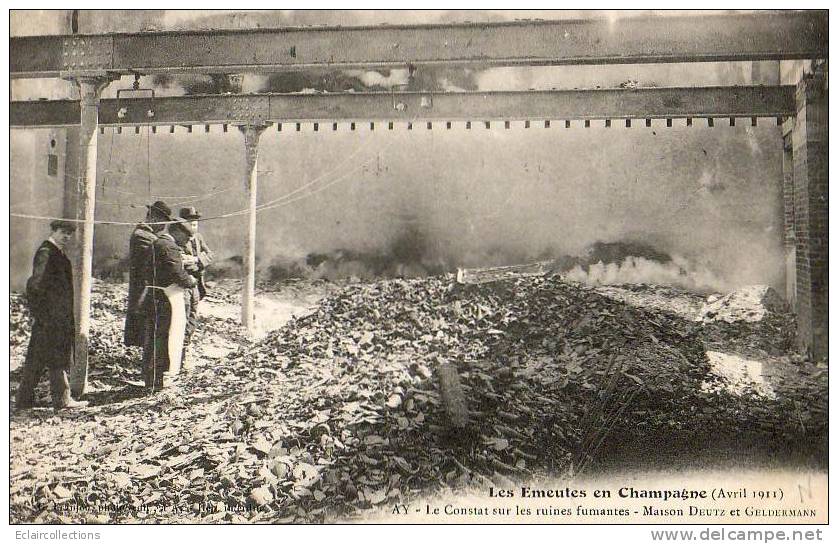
[179, 206, 214, 368]
[143, 218, 197, 390]
[16, 219, 88, 410]
[124, 201, 172, 348]
[179, 207, 214, 298]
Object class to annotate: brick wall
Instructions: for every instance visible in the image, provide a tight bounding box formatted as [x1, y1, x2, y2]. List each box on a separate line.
[782, 136, 796, 309]
[792, 69, 829, 360]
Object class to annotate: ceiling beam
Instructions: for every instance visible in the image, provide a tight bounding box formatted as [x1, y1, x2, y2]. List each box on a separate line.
[10, 86, 796, 129]
[10, 11, 827, 78]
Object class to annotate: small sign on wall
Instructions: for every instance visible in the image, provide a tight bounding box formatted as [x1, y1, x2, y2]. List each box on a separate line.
[47, 133, 58, 177]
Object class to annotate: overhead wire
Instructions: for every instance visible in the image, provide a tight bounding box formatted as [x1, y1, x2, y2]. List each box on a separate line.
[249, 111, 423, 214]
[80, 115, 384, 207]
[10, 114, 421, 226]
[146, 124, 152, 196]
[93, 126, 232, 201]
[242, 119, 403, 213]
[252, 153, 380, 214]
[103, 185, 223, 200]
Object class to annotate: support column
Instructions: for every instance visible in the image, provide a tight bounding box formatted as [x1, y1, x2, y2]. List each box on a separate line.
[69, 75, 112, 397]
[791, 67, 828, 361]
[781, 133, 796, 309]
[239, 124, 268, 335]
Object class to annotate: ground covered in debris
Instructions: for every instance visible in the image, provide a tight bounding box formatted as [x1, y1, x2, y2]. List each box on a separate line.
[9, 276, 827, 523]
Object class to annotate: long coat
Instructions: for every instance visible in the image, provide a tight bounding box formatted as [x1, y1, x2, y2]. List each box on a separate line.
[149, 234, 197, 294]
[124, 224, 157, 346]
[184, 231, 214, 299]
[25, 240, 75, 371]
[143, 234, 196, 387]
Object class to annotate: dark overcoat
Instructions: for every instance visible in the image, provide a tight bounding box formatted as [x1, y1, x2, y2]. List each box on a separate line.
[25, 240, 75, 371]
[124, 224, 157, 346]
[142, 234, 196, 387]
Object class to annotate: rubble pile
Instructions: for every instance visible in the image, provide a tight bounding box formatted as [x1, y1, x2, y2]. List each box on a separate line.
[11, 284, 134, 366]
[592, 283, 797, 357]
[8, 276, 827, 524]
[697, 286, 796, 357]
[124, 274, 709, 522]
[10, 281, 250, 402]
[10, 293, 29, 352]
[11, 286, 144, 397]
[592, 283, 706, 321]
[698, 285, 787, 324]
[590, 283, 823, 445]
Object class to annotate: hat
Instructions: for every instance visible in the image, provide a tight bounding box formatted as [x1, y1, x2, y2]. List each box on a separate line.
[169, 218, 194, 236]
[145, 200, 173, 220]
[50, 219, 76, 233]
[179, 206, 201, 220]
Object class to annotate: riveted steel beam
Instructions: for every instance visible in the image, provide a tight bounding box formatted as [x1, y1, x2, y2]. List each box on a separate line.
[230, 95, 271, 124]
[60, 35, 113, 74]
[10, 86, 797, 129]
[11, 11, 827, 78]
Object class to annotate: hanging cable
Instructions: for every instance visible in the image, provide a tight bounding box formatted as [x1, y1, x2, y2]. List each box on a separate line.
[169, 185, 239, 206]
[77, 113, 396, 206]
[11, 151, 378, 226]
[251, 112, 421, 212]
[146, 124, 152, 196]
[103, 186, 218, 200]
[254, 152, 379, 214]
[11, 113, 421, 226]
[94, 118, 379, 203]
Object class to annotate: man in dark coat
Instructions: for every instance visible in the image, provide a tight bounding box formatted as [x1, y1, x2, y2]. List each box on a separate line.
[124, 201, 172, 347]
[179, 206, 214, 367]
[16, 220, 88, 410]
[143, 219, 197, 390]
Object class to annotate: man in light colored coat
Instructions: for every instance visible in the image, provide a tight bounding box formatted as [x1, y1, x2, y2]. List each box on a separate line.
[179, 207, 214, 368]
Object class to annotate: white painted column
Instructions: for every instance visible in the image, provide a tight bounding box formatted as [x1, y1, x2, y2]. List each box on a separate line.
[70, 76, 111, 396]
[239, 124, 267, 335]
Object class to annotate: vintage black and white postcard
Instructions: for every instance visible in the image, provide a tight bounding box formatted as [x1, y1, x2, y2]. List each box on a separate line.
[7, 8, 829, 533]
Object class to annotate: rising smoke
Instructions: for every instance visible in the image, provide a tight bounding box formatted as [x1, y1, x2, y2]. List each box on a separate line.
[76, 118, 784, 295]
[564, 255, 727, 293]
[11, 11, 786, 296]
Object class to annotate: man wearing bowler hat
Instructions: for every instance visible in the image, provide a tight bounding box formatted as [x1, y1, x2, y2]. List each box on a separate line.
[124, 201, 172, 348]
[143, 218, 197, 390]
[179, 206, 214, 367]
[16, 220, 88, 410]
